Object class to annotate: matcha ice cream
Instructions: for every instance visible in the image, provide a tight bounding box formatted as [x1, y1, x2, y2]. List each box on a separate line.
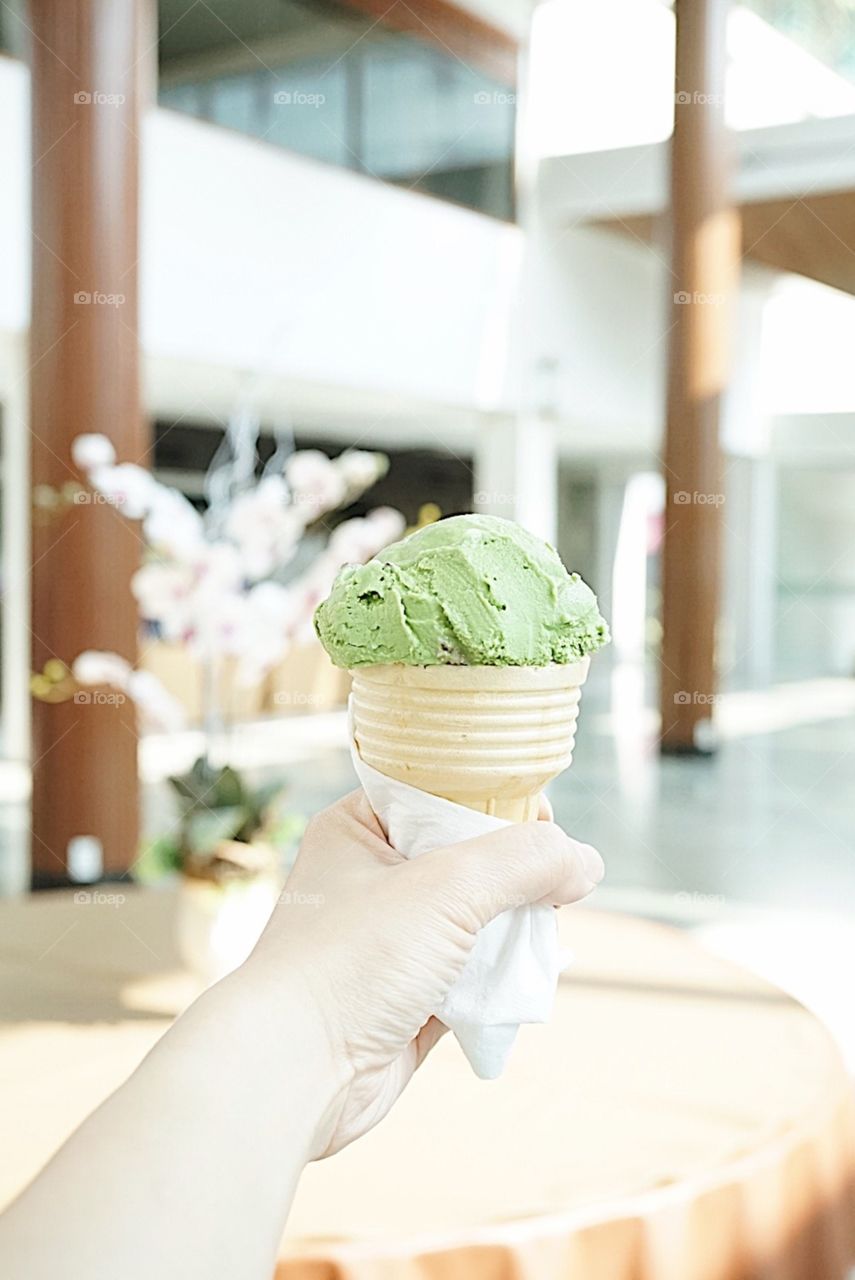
[314, 514, 609, 668]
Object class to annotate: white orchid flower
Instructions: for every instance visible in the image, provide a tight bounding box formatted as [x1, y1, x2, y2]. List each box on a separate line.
[88, 463, 156, 520]
[72, 649, 133, 690]
[285, 449, 346, 517]
[71, 433, 117, 471]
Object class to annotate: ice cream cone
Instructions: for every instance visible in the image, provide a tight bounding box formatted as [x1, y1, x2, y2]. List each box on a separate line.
[350, 658, 590, 822]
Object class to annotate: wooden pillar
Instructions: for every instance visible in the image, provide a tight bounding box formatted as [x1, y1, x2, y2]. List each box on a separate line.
[29, 0, 148, 885]
[659, 0, 739, 754]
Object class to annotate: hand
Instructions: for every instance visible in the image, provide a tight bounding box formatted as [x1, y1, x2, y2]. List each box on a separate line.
[249, 791, 604, 1158]
[0, 792, 604, 1280]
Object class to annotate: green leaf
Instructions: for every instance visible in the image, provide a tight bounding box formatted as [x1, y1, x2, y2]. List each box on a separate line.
[168, 773, 206, 805]
[169, 757, 220, 808]
[212, 765, 245, 810]
[168, 758, 248, 816]
[186, 806, 248, 856]
[134, 835, 182, 884]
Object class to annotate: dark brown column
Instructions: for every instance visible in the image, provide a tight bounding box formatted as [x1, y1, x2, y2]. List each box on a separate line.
[659, 0, 739, 754]
[30, 0, 149, 884]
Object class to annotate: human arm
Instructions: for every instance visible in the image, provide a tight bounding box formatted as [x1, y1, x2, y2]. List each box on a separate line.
[0, 791, 603, 1280]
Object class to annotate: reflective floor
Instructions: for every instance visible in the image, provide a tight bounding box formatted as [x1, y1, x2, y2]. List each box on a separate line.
[551, 667, 855, 917]
[2, 667, 854, 1064]
[2, 665, 854, 917]
[246, 665, 855, 919]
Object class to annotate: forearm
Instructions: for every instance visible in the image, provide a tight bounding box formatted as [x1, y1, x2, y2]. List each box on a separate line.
[0, 796, 600, 1279]
[0, 958, 346, 1280]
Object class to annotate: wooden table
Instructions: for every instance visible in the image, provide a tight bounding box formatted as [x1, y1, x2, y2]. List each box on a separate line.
[1, 889, 853, 1280]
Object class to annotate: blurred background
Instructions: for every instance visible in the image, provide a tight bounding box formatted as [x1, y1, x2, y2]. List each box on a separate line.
[1, 0, 855, 1274]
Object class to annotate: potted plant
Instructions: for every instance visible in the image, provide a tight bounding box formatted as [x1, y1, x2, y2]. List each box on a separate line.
[33, 411, 405, 982]
[137, 757, 303, 982]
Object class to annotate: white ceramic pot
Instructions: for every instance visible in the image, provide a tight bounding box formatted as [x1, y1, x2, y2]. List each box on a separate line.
[176, 872, 280, 985]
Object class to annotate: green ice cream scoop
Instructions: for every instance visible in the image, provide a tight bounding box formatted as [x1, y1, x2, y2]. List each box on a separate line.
[314, 514, 609, 668]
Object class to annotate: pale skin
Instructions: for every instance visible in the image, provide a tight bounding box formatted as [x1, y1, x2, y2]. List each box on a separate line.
[0, 791, 604, 1280]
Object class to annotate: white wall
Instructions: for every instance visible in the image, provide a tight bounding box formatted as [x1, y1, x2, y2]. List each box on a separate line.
[0, 53, 683, 457]
[142, 109, 524, 418]
[762, 277, 855, 416]
[540, 113, 855, 230]
[0, 57, 524, 426]
[527, 226, 667, 452]
[776, 465, 855, 678]
[6, 50, 855, 465]
[0, 57, 29, 334]
[0, 60, 30, 760]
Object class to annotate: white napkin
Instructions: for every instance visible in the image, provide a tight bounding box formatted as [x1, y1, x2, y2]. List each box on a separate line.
[351, 749, 565, 1079]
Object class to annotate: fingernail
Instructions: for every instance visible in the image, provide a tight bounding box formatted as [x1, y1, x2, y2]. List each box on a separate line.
[579, 843, 605, 884]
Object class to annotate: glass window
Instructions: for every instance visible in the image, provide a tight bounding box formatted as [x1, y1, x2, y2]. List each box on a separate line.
[743, 0, 855, 84]
[157, 0, 515, 219]
[0, 0, 28, 58]
[159, 81, 210, 119]
[263, 61, 351, 169]
[360, 41, 514, 213]
[205, 72, 265, 136]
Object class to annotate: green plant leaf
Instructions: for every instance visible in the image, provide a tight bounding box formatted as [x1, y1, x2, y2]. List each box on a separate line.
[134, 835, 182, 884]
[169, 756, 220, 808]
[186, 806, 248, 856]
[168, 773, 205, 804]
[213, 765, 245, 810]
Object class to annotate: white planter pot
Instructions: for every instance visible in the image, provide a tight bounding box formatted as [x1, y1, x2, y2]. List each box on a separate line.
[176, 873, 280, 985]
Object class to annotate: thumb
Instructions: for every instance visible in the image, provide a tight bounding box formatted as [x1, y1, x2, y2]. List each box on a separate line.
[414, 821, 604, 929]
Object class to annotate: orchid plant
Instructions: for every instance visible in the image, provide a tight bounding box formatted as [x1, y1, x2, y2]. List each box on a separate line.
[59, 414, 405, 881]
[69, 418, 404, 731]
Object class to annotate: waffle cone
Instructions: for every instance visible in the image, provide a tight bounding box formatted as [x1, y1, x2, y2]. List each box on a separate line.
[350, 658, 590, 822]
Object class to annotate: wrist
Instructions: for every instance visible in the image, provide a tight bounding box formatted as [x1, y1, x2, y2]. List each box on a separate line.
[223, 953, 352, 1154]
[161, 956, 350, 1165]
